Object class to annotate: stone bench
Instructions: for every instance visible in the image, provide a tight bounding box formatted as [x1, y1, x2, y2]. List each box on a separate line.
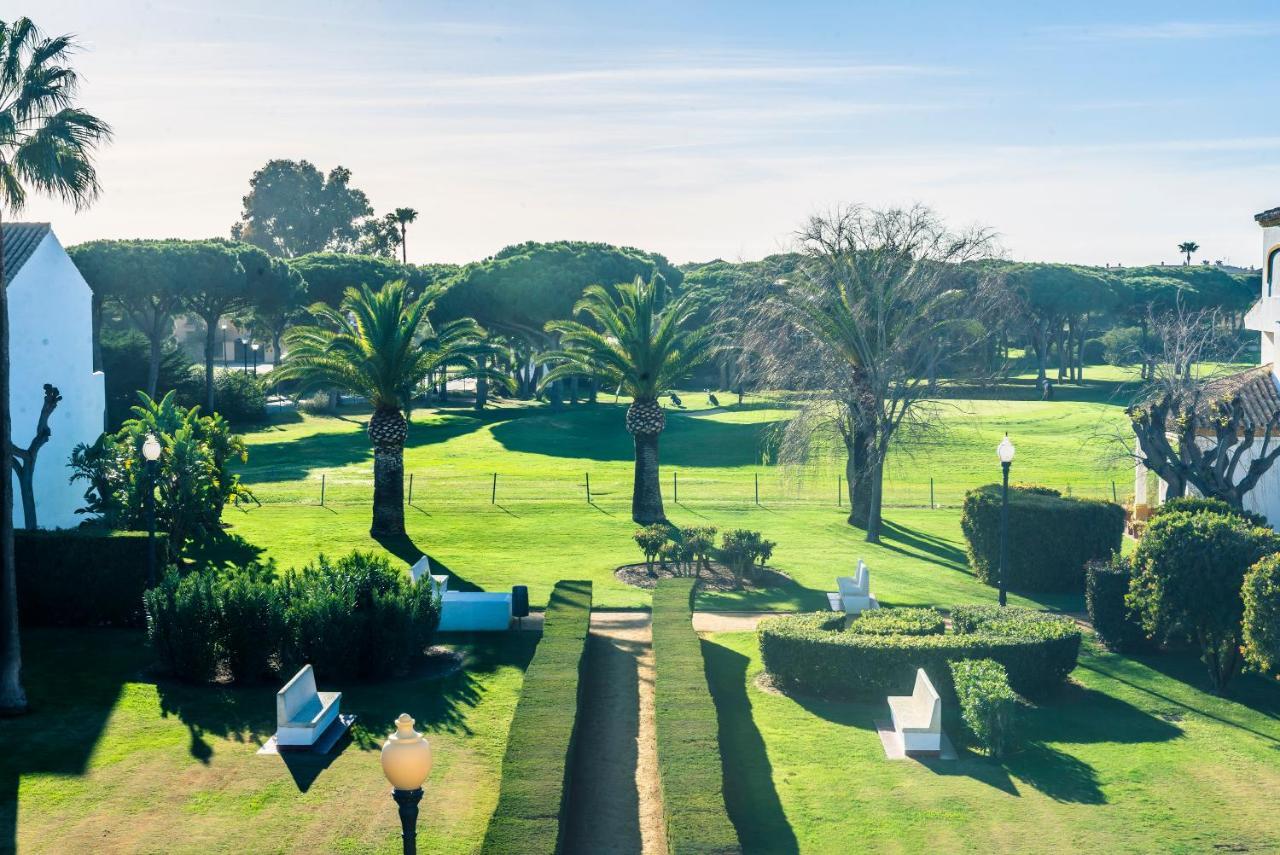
[888, 668, 942, 754]
[276, 665, 342, 750]
[429, 573, 514, 631]
[835, 560, 879, 615]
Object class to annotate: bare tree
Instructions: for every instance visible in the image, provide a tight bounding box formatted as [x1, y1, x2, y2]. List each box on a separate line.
[10, 384, 61, 530]
[743, 204, 998, 542]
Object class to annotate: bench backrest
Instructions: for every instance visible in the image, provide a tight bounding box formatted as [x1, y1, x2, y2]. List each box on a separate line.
[911, 669, 941, 727]
[410, 555, 432, 582]
[277, 665, 319, 723]
[837, 562, 869, 596]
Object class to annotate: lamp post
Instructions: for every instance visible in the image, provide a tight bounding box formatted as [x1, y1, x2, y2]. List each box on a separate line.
[251, 341, 260, 376]
[381, 714, 432, 855]
[996, 434, 1015, 607]
[220, 323, 228, 369]
[141, 433, 162, 587]
[240, 338, 249, 376]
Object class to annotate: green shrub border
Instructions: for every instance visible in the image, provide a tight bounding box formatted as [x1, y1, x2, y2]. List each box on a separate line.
[17, 528, 167, 627]
[481, 580, 593, 855]
[950, 658, 1018, 758]
[652, 579, 741, 855]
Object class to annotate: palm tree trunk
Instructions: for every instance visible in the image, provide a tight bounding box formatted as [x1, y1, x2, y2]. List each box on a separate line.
[0, 206, 29, 715]
[846, 427, 872, 527]
[371, 443, 406, 537]
[475, 355, 488, 411]
[865, 456, 885, 544]
[632, 431, 665, 524]
[147, 325, 162, 399]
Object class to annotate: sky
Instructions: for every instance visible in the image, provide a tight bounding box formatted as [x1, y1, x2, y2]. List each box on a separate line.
[21, 1, 1280, 268]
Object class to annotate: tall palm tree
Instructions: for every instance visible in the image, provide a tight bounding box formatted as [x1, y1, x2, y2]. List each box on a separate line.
[0, 17, 111, 716]
[392, 207, 418, 264]
[276, 280, 502, 538]
[541, 275, 716, 524]
[1178, 241, 1199, 265]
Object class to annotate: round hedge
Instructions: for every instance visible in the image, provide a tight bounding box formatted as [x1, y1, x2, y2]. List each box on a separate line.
[759, 605, 1080, 700]
[847, 607, 945, 637]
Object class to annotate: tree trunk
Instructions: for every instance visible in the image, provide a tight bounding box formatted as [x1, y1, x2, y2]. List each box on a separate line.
[568, 375, 579, 405]
[475, 355, 488, 411]
[204, 316, 217, 413]
[865, 455, 885, 544]
[631, 431, 665, 524]
[0, 207, 28, 715]
[588, 377, 598, 404]
[147, 328, 162, 400]
[370, 443, 406, 537]
[846, 426, 872, 527]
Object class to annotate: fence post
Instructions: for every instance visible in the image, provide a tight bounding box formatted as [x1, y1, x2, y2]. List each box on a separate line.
[1111, 480, 1117, 503]
[408, 473, 414, 505]
[320, 473, 326, 506]
[674, 471, 678, 503]
[754, 472, 760, 505]
[492, 472, 497, 504]
[930, 477, 935, 510]
[837, 474, 842, 507]
[586, 471, 591, 503]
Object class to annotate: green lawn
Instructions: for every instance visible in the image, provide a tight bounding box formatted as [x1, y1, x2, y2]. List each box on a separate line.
[703, 630, 1280, 854]
[0, 629, 537, 854]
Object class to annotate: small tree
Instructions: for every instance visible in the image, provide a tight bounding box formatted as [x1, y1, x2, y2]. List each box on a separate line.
[718, 529, 775, 588]
[681, 525, 718, 577]
[1129, 509, 1279, 693]
[634, 524, 670, 575]
[10, 384, 60, 529]
[1177, 241, 1200, 265]
[1243, 554, 1280, 677]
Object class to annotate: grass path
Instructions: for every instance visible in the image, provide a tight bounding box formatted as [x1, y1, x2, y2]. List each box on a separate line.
[564, 612, 666, 855]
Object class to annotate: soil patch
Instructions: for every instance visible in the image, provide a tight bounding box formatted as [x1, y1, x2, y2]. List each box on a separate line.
[614, 560, 792, 592]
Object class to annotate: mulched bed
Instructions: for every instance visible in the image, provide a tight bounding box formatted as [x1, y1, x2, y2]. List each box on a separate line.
[614, 560, 792, 592]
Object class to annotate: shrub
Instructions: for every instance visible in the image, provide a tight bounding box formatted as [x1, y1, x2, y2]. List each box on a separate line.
[1081, 337, 1106, 365]
[651, 579, 740, 855]
[100, 329, 194, 428]
[16, 528, 166, 627]
[634, 524, 670, 573]
[1243, 554, 1280, 676]
[213, 370, 267, 423]
[680, 525, 718, 576]
[950, 659, 1018, 758]
[482, 580, 592, 855]
[1085, 556, 1146, 652]
[1101, 325, 1142, 366]
[217, 565, 285, 684]
[961, 484, 1124, 592]
[1152, 496, 1269, 529]
[759, 607, 1079, 700]
[848, 607, 945, 637]
[1130, 510, 1280, 693]
[144, 570, 222, 682]
[718, 529, 776, 587]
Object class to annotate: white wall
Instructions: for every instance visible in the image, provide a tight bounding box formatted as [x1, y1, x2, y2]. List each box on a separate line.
[8, 231, 105, 529]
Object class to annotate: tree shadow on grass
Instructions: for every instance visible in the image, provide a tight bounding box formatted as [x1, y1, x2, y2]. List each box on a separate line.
[877, 519, 968, 570]
[1003, 742, 1105, 804]
[1030, 680, 1183, 745]
[371, 531, 483, 592]
[702, 640, 799, 854]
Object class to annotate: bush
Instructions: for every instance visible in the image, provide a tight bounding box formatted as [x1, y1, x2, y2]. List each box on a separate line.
[1081, 338, 1106, 365]
[1152, 496, 1269, 529]
[652, 579, 740, 855]
[100, 329, 194, 428]
[144, 570, 222, 682]
[1085, 556, 1146, 652]
[482, 580, 592, 855]
[759, 607, 1080, 700]
[718, 529, 775, 587]
[848, 607, 945, 637]
[1130, 509, 1280, 693]
[950, 659, 1018, 758]
[16, 528, 166, 627]
[1101, 325, 1142, 366]
[961, 484, 1124, 593]
[213, 371, 267, 422]
[634, 523, 671, 572]
[217, 565, 285, 683]
[1243, 554, 1280, 676]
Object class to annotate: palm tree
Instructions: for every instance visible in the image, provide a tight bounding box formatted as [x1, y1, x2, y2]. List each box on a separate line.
[0, 17, 111, 716]
[1178, 241, 1200, 265]
[276, 280, 502, 538]
[392, 207, 418, 264]
[541, 275, 716, 524]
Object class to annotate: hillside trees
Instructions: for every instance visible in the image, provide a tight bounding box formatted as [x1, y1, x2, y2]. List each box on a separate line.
[230, 159, 374, 257]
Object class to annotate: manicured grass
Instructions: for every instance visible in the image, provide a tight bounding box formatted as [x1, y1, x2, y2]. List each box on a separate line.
[651, 579, 740, 854]
[703, 630, 1280, 854]
[481, 580, 593, 854]
[0, 627, 537, 854]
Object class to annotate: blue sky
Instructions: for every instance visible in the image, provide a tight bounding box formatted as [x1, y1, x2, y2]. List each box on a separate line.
[24, 1, 1280, 267]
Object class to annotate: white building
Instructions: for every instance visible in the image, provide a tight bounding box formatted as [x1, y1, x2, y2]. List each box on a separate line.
[5, 223, 106, 529]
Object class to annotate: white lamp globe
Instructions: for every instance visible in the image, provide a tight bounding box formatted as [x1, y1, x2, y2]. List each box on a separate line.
[997, 435, 1015, 465]
[141, 434, 162, 462]
[381, 714, 433, 791]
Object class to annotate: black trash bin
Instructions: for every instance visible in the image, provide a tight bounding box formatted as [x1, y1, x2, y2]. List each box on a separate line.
[511, 585, 529, 629]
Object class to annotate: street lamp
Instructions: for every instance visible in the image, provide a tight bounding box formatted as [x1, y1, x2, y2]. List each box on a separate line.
[381, 714, 432, 855]
[141, 433, 162, 587]
[240, 338, 249, 376]
[251, 341, 260, 376]
[996, 433, 1015, 607]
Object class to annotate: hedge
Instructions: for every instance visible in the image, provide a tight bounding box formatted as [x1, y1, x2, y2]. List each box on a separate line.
[950, 658, 1018, 758]
[1085, 557, 1145, 652]
[758, 606, 1080, 700]
[652, 579, 741, 855]
[848, 607, 945, 637]
[481, 580, 593, 855]
[17, 528, 166, 627]
[960, 484, 1124, 592]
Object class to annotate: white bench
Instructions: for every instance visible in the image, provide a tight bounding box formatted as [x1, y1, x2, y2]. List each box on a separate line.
[888, 668, 942, 754]
[430, 575, 513, 631]
[275, 665, 342, 750]
[835, 560, 879, 615]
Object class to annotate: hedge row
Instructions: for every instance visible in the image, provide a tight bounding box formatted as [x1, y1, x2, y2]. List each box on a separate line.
[847, 607, 945, 637]
[17, 528, 166, 627]
[960, 484, 1124, 592]
[758, 606, 1080, 700]
[481, 580, 593, 855]
[950, 658, 1018, 758]
[652, 579, 741, 855]
[1085, 557, 1146, 652]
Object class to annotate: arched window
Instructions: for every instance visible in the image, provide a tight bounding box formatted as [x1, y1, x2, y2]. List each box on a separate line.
[1268, 245, 1280, 297]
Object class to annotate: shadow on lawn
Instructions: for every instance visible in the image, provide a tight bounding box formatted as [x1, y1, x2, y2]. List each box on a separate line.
[372, 531, 484, 592]
[703, 640, 799, 854]
[878, 519, 968, 570]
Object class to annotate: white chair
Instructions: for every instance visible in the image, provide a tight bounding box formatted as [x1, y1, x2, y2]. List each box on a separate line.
[275, 665, 342, 750]
[888, 669, 942, 754]
[836, 560, 879, 615]
[437, 591, 513, 631]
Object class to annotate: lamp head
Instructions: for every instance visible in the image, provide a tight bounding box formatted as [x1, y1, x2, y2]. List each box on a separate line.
[141, 434, 162, 462]
[997, 434, 1015, 465]
[381, 713, 432, 791]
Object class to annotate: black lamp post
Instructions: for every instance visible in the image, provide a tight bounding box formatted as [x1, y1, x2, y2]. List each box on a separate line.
[251, 342, 260, 376]
[997, 433, 1015, 607]
[141, 433, 161, 587]
[240, 338, 249, 376]
[381, 714, 432, 855]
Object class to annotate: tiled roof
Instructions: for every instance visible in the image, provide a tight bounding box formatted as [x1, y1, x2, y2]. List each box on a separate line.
[2, 222, 51, 286]
[1194, 364, 1280, 431]
[1255, 207, 1280, 227]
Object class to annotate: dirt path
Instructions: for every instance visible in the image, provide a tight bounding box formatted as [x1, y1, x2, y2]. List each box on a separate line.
[692, 611, 781, 633]
[563, 611, 667, 855]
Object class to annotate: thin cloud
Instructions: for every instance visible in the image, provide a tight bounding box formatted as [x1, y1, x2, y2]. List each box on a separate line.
[1047, 20, 1280, 42]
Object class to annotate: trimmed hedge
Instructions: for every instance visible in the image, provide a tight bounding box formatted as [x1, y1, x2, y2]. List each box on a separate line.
[961, 484, 1124, 593]
[481, 580, 593, 855]
[848, 607, 945, 637]
[950, 658, 1018, 758]
[652, 579, 741, 855]
[1152, 496, 1270, 529]
[759, 606, 1080, 700]
[1085, 557, 1145, 652]
[17, 528, 166, 627]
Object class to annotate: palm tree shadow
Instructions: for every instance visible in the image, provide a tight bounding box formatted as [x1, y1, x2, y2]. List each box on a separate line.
[372, 531, 483, 592]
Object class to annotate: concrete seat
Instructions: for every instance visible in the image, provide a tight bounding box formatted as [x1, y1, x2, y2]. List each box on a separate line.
[276, 665, 342, 750]
[836, 560, 879, 615]
[888, 668, 942, 754]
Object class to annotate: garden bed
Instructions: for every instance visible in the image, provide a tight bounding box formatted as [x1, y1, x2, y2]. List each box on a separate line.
[615, 560, 791, 591]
